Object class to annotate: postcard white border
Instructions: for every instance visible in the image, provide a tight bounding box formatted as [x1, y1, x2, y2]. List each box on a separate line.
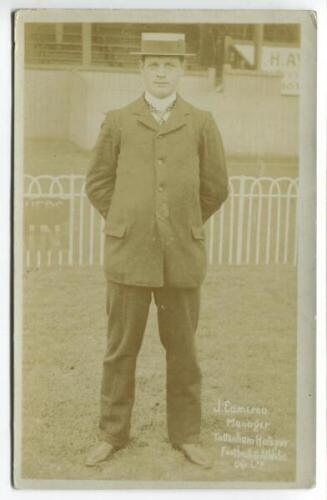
[1, 0, 326, 499]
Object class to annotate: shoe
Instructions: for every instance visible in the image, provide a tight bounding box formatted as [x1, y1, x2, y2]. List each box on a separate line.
[85, 441, 116, 466]
[176, 443, 213, 469]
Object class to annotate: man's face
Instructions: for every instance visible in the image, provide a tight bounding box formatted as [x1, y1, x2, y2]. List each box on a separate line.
[140, 56, 184, 99]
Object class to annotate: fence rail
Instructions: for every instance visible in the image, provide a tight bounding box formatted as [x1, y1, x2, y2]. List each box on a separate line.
[23, 174, 298, 268]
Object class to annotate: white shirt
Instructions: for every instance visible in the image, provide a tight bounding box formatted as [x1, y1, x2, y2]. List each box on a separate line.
[144, 91, 177, 123]
[144, 91, 177, 111]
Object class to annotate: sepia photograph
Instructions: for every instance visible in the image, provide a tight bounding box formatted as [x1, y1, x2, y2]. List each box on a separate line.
[13, 8, 316, 488]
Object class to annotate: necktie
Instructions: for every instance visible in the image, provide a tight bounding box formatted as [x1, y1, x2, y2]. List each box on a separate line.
[146, 99, 176, 125]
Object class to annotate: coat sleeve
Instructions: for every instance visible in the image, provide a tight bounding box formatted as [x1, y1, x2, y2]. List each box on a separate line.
[199, 112, 229, 223]
[85, 111, 120, 218]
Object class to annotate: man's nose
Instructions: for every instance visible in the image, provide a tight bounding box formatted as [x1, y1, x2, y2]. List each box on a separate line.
[156, 65, 166, 77]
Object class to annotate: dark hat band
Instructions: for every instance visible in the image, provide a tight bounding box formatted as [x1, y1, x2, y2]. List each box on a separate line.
[141, 39, 186, 55]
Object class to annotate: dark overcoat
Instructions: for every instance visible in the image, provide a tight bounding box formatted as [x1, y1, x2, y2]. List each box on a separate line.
[86, 93, 228, 287]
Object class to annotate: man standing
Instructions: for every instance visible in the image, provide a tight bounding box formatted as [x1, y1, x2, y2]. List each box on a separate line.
[85, 32, 228, 469]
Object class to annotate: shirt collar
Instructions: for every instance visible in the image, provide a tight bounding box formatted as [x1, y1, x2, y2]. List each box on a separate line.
[144, 91, 177, 112]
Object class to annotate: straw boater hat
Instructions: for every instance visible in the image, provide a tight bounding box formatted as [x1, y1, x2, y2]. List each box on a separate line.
[131, 32, 196, 57]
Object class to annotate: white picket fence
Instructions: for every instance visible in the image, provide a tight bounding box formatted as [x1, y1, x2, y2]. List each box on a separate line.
[23, 174, 298, 268]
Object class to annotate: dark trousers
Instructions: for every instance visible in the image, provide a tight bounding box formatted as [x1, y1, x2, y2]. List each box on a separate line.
[99, 281, 202, 448]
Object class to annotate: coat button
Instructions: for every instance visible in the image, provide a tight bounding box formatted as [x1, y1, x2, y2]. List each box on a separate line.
[158, 159, 164, 165]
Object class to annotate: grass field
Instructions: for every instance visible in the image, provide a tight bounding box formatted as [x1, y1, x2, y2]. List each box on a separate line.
[20, 264, 297, 483]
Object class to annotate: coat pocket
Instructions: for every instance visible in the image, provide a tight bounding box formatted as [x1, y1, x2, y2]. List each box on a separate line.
[191, 225, 205, 240]
[104, 222, 126, 238]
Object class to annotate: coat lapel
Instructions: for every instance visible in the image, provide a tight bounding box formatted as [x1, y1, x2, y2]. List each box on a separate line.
[159, 95, 190, 135]
[131, 93, 190, 134]
[131, 95, 159, 131]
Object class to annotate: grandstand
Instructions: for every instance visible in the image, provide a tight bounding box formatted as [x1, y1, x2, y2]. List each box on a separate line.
[25, 22, 300, 79]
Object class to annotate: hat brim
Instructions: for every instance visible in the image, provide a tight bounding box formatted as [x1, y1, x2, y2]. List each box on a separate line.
[130, 51, 196, 57]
